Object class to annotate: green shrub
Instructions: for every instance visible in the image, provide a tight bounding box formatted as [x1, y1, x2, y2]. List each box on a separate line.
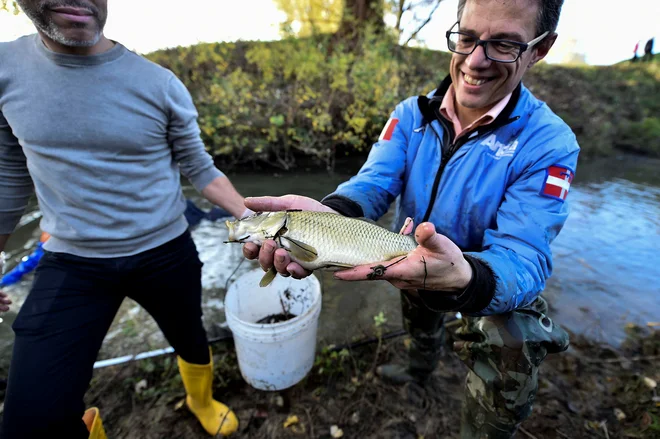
[145, 39, 660, 170]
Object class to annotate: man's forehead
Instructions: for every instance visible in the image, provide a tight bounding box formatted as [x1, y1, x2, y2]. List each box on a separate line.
[461, 0, 539, 39]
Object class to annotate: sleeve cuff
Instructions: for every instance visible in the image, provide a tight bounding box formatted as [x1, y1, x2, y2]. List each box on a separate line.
[191, 167, 224, 193]
[320, 194, 364, 218]
[416, 254, 496, 314]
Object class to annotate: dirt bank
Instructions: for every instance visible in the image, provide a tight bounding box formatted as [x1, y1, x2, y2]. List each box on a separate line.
[4, 323, 656, 438]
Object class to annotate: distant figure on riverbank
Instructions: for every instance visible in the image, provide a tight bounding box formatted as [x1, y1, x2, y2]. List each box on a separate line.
[643, 37, 655, 62]
[632, 40, 640, 62]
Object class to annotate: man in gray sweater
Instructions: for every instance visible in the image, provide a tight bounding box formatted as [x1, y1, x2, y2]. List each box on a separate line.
[0, 0, 247, 437]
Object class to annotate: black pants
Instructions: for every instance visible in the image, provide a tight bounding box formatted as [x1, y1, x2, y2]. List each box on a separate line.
[0, 231, 210, 439]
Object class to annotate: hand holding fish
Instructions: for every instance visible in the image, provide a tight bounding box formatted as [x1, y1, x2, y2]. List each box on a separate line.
[333, 222, 473, 293]
[241, 195, 338, 281]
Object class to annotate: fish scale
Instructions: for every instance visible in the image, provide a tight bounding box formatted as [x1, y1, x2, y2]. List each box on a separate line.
[283, 211, 418, 269]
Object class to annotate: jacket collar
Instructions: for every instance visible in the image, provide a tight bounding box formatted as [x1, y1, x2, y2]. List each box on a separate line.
[423, 74, 522, 128]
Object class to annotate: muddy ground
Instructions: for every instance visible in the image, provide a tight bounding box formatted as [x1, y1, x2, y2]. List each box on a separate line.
[3, 323, 656, 439]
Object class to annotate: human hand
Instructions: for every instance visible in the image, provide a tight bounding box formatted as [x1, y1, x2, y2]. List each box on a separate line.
[242, 195, 339, 280]
[0, 291, 10, 313]
[0, 251, 9, 312]
[333, 222, 473, 292]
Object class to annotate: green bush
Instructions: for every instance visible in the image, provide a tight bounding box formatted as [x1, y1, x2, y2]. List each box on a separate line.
[618, 117, 660, 156]
[145, 38, 660, 170]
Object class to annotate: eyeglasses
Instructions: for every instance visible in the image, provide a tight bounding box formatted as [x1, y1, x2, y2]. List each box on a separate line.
[446, 21, 549, 63]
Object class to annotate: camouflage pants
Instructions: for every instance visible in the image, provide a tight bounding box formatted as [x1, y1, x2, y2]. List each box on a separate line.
[399, 291, 570, 439]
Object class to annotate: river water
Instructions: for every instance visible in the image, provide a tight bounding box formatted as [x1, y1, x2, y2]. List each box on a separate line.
[1, 155, 658, 369]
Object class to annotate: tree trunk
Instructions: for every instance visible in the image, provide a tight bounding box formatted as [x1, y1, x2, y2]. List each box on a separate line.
[334, 0, 385, 48]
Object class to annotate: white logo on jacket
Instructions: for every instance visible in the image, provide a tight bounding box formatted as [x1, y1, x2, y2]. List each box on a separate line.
[481, 134, 518, 159]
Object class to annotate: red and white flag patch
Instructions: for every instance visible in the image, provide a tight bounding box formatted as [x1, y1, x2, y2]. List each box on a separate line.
[378, 118, 399, 141]
[541, 165, 574, 201]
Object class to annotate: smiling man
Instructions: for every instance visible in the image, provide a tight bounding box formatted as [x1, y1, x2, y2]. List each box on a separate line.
[0, 1, 248, 438]
[241, 0, 579, 437]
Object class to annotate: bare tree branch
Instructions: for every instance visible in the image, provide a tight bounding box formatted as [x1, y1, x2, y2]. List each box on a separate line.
[403, 0, 442, 46]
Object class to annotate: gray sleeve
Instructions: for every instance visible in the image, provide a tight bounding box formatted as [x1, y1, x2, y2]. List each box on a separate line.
[166, 74, 224, 192]
[0, 109, 34, 234]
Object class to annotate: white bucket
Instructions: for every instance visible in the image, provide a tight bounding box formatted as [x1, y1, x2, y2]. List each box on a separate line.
[224, 268, 322, 391]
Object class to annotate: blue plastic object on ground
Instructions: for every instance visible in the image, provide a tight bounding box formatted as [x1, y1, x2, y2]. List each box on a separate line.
[0, 242, 44, 288]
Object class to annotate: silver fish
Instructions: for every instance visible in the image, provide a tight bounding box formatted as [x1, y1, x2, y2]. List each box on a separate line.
[225, 210, 418, 287]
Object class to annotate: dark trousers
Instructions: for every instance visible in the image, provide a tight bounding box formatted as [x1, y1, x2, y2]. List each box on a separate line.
[0, 231, 210, 439]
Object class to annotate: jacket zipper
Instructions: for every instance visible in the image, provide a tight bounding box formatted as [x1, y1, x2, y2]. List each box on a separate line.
[421, 109, 520, 223]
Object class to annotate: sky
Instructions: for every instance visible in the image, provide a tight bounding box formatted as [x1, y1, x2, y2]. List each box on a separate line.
[0, 0, 658, 66]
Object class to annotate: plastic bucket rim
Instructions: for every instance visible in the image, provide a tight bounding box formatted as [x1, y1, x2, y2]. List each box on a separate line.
[224, 272, 322, 335]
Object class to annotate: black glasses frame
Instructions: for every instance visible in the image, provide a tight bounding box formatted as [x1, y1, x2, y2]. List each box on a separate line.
[445, 21, 549, 63]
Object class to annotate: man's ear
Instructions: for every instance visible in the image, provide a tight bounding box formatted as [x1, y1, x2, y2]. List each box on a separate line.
[529, 33, 558, 67]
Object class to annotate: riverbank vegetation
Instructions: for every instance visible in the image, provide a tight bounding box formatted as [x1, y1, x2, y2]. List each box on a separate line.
[145, 37, 660, 171]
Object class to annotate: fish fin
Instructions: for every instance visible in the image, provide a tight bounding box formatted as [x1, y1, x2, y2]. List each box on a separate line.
[259, 267, 277, 287]
[322, 263, 354, 271]
[281, 236, 318, 262]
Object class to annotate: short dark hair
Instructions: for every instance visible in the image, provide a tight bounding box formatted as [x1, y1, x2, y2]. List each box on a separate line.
[457, 0, 564, 37]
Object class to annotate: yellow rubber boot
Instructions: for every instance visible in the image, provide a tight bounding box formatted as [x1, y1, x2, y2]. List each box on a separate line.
[177, 349, 239, 436]
[82, 407, 108, 439]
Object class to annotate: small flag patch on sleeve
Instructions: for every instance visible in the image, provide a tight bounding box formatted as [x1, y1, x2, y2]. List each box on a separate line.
[378, 118, 399, 141]
[541, 165, 574, 201]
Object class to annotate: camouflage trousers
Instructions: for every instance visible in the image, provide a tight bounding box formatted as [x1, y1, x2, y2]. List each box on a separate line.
[398, 291, 570, 439]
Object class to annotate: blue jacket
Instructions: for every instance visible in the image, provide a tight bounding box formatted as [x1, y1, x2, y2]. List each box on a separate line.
[325, 78, 580, 315]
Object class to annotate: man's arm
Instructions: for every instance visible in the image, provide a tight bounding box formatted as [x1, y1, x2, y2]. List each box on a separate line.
[336, 131, 580, 316]
[201, 176, 248, 219]
[459, 134, 580, 315]
[1, 235, 11, 311]
[0, 108, 33, 313]
[165, 74, 247, 218]
[321, 97, 417, 220]
[0, 109, 33, 238]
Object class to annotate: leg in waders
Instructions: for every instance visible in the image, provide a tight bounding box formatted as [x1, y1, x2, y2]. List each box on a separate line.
[376, 290, 447, 384]
[452, 297, 569, 438]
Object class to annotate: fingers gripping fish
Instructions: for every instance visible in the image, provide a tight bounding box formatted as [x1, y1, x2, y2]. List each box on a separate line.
[225, 210, 418, 287]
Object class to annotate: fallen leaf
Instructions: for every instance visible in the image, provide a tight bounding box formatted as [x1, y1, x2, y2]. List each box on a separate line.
[134, 379, 147, 394]
[174, 399, 186, 411]
[330, 425, 344, 438]
[614, 408, 626, 421]
[283, 415, 299, 428]
[641, 412, 652, 429]
[643, 377, 657, 389]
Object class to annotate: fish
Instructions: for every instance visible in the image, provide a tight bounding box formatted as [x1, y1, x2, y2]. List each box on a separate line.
[225, 210, 418, 287]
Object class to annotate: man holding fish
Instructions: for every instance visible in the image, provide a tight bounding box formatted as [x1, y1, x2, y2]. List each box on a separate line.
[240, 0, 579, 436]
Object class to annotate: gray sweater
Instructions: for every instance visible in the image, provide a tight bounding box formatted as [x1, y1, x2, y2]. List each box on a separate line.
[0, 35, 224, 257]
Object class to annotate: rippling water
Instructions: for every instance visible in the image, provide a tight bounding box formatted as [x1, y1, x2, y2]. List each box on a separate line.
[1, 155, 658, 368]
